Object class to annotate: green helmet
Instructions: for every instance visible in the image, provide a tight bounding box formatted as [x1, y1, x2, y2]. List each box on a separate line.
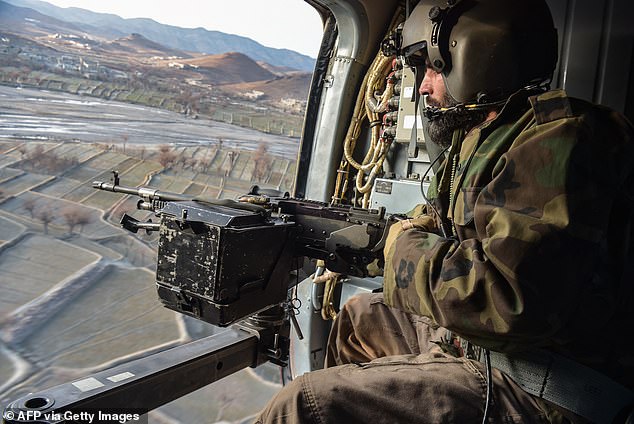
[401, 0, 558, 105]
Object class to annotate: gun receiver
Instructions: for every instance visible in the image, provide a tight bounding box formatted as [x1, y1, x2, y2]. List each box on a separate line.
[92, 177, 394, 327]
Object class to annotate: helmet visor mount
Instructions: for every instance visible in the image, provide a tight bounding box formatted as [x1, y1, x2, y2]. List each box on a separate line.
[402, 41, 428, 70]
[401, 41, 430, 103]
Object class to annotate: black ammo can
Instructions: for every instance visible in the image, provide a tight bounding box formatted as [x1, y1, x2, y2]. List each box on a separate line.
[155, 201, 294, 326]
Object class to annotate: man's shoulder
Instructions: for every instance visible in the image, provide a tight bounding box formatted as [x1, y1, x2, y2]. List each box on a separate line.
[529, 89, 633, 134]
[528, 89, 577, 125]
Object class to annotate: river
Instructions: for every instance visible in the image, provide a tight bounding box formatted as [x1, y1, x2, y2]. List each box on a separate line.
[0, 85, 301, 159]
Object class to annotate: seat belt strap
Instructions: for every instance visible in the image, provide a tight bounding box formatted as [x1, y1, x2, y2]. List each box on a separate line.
[489, 349, 633, 423]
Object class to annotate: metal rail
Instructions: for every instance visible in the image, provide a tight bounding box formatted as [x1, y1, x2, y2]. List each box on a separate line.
[3, 328, 259, 423]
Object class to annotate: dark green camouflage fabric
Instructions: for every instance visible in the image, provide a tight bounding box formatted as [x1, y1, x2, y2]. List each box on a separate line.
[383, 89, 634, 389]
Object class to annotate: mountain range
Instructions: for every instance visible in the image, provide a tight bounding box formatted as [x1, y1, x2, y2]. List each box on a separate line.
[1, 0, 317, 72]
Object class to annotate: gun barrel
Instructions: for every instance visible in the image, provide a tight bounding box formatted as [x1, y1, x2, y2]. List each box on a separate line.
[92, 181, 190, 202]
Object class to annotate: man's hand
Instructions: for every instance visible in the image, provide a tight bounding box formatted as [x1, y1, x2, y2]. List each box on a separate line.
[384, 215, 436, 258]
[372, 215, 435, 277]
[368, 215, 436, 277]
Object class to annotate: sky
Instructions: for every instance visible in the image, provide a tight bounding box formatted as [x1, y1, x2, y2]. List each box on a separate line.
[43, 0, 325, 58]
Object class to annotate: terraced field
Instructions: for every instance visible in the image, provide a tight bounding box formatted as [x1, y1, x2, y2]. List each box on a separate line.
[0, 234, 99, 318]
[0, 192, 116, 238]
[0, 172, 53, 197]
[158, 368, 282, 423]
[0, 86, 299, 422]
[21, 266, 183, 369]
[0, 347, 17, 389]
[0, 216, 25, 245]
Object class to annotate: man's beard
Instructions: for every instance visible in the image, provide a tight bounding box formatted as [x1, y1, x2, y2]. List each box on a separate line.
[425, 92, 488, 148]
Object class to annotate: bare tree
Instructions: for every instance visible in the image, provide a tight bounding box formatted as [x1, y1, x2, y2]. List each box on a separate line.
[36, 207, 55, 234]
[176, 154, 187, 168]
[76, 209, 93, 233]
[158, 150, 177, 169]
[199, 158, 212, 173]
[183, 158, 197, 171]
[252, 141, 271, 182]
[29, 145, 45, 168]
[40, 154, 54, 172]
[23, 198, 38, 219]
[17, 143, 27, 159]
[60, 207, 93, 234]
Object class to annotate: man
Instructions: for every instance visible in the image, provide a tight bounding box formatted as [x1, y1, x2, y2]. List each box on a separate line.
[256, 0, 634, 422]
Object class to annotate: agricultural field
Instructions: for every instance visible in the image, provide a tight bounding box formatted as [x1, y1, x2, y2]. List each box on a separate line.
[0, 234, 99, 318]
[159, 368, 282, 423]
[0, 348, 17, 390]
[0, 215, 24, 245]
[20, 266, 183, 369]
[0, 85, 300, 422]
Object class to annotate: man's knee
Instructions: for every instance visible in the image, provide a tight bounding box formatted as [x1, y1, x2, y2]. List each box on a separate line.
[255, 375, 313, 424]
[338, 292, 381, 319]
[258, 358, 487, 423]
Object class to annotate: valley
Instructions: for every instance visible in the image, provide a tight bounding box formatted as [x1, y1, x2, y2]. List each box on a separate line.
[0, 86, 297, 422]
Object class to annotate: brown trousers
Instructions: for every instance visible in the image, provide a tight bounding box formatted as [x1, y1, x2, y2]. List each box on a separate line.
[255, 293, 573, 424]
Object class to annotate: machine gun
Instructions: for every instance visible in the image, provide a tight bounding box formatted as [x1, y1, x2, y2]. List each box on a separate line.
[96, 173, 391, 327]
[3, 174, 395, 423]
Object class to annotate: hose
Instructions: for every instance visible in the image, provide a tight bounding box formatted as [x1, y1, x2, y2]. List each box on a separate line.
[332, 8, 404, 208]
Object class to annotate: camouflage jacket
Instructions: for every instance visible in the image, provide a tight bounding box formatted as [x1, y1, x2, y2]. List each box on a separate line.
[383, 89, 634, 388]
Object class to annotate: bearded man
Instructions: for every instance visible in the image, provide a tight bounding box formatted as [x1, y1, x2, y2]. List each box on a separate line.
[256, 0, 634, 422]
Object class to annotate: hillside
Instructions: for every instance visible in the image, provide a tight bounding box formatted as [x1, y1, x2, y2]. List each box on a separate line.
[222, 72, 314, 103]
[184, 52, 276, 84]
[103, 33, 193, 58]
[4, 0, 316, 71]
[0, 0, 312, 134]
[0, 0, 94, 38]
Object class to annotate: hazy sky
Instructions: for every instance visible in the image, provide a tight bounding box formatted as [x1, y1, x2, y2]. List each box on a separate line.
[43, 0, 325, 58]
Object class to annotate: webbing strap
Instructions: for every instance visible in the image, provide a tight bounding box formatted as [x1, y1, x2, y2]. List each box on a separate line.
[408, 87, 420, 158]
[489, 350, 633, 423]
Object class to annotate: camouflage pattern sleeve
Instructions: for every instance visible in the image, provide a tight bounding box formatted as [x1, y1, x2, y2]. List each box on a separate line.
[383, 91, 634, 352]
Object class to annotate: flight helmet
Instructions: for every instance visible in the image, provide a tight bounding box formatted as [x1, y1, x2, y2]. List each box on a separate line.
[401, 0, 558, 105]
